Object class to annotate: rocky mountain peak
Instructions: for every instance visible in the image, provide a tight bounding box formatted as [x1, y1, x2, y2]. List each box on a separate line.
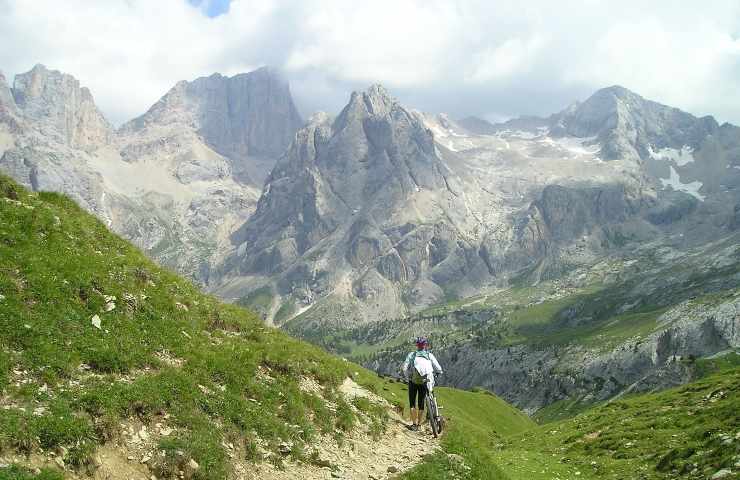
[550, 85, 638, 139]
[337, 84, 398, 125]
[360, 83, 396, 114]
[10, 64, 111, 148]
[552, 84, 718, 161]
[591, 84, 641, 101]
[219, 85, 462, 318]
[123, 66, 303, 161]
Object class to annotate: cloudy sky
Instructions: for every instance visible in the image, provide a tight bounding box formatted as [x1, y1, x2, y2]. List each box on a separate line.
[1, 0, 738, 126]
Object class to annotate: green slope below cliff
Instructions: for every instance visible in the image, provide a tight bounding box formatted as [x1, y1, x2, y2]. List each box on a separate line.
[0, 175, 394, 478]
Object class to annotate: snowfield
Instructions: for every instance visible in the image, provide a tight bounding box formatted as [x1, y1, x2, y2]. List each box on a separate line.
[660, 165, 705, 201]
[648, 145, 695, 166]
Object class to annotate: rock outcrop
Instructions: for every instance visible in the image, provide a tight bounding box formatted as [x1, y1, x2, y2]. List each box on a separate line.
[121, 67, 302, 176]
[433, 295, 739, 414]
[549, 85, 719, 162]
[11, 64, 112, 149]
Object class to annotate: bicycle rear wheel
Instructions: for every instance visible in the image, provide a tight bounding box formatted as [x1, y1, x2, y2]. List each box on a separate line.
[425, 395, 439, 438]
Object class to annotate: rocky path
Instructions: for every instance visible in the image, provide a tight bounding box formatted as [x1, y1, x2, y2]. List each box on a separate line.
[240, 378, 442, 480]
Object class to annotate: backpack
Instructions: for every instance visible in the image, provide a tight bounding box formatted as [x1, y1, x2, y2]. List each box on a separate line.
[410, 351, 430, 385]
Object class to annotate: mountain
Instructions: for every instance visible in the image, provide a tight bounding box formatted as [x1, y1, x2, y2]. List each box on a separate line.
[0, 64, 303, 282]
[222, 83, 739, 416]
[119, 67, 302, 184]
[216, 85, 479, 325]
[9, 64, 112, 149]
[0, 65, 114, 217]
[548, 86, 721, 166]
[222, 84, 739, 321]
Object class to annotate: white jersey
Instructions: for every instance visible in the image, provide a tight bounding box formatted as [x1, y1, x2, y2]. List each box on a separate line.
[402, 351, 443, 389]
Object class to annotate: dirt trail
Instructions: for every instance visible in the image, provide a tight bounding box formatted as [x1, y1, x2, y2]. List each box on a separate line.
[239, 378, 442, 480]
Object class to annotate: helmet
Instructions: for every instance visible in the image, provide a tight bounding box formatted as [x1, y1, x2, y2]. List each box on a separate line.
[414, 336, 428, 348]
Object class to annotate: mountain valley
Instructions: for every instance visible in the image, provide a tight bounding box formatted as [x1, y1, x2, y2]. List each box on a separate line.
[0, 173, 736, 479]
[1, 63, 738, 423]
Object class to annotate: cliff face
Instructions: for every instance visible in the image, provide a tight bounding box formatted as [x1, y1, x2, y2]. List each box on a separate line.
[0, 72, 16, 112]
[437, 297, 738, 414]
[11, 64, 112, 149]
[121, 67, 303, 172]
[216, 86, 473, 323]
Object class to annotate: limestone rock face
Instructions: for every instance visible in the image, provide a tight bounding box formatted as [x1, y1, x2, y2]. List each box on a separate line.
[11, 64, 112, 149]
[234, 85, 449, 261]
[218, 86, 470, 323]
[122, 67, 303, 176]
[518, 183, 645, 253]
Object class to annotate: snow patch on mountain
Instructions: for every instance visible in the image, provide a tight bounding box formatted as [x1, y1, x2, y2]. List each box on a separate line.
[538, 135, 601, 157]
[648, 145, 695, 166]
[660, 165, 705, 201]
[422, 113, 475, 151]
[496, 129, 539, 140]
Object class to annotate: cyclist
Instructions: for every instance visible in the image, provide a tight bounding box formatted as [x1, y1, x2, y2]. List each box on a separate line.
[401, 336, 443, 431]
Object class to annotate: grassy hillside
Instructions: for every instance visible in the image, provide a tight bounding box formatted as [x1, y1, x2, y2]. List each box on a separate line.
[393, 361, 739, 480]
[398, 386, 536, 480]
[492, 366, 740, 479]
[0, 175, 390, 478]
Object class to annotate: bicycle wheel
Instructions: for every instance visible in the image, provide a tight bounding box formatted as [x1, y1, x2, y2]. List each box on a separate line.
[426, 395, 439, 438]
[431, 395, 444, 433]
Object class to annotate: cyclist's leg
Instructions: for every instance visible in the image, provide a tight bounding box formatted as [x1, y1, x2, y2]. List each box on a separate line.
[417, 383, 428, 426]
[408, 382, 418, 426]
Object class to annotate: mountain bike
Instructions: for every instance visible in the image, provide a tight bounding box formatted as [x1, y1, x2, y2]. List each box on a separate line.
[424, 374, 444, 438]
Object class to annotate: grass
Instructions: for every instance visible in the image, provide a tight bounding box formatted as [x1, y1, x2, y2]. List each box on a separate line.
[532, 395, 599, 425]
[273, 299, 296, 324]
[237, 285, 274, 319]
[693, 351, 740, 378]
[399, 386, 536, 480]
[0, 175, 387, 478]
[0, 466, 64, 480]
[491, 367, 740, 479]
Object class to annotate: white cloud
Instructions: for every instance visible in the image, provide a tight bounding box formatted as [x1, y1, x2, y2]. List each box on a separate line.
[0, 0, 738, 125]
[465, 34, 547, 83]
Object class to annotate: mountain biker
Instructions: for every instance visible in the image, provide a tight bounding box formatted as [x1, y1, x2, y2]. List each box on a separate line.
[401, 336, 443, 431]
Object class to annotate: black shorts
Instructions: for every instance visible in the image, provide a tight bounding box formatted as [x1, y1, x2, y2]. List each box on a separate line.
[408, 381, 428, 410]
